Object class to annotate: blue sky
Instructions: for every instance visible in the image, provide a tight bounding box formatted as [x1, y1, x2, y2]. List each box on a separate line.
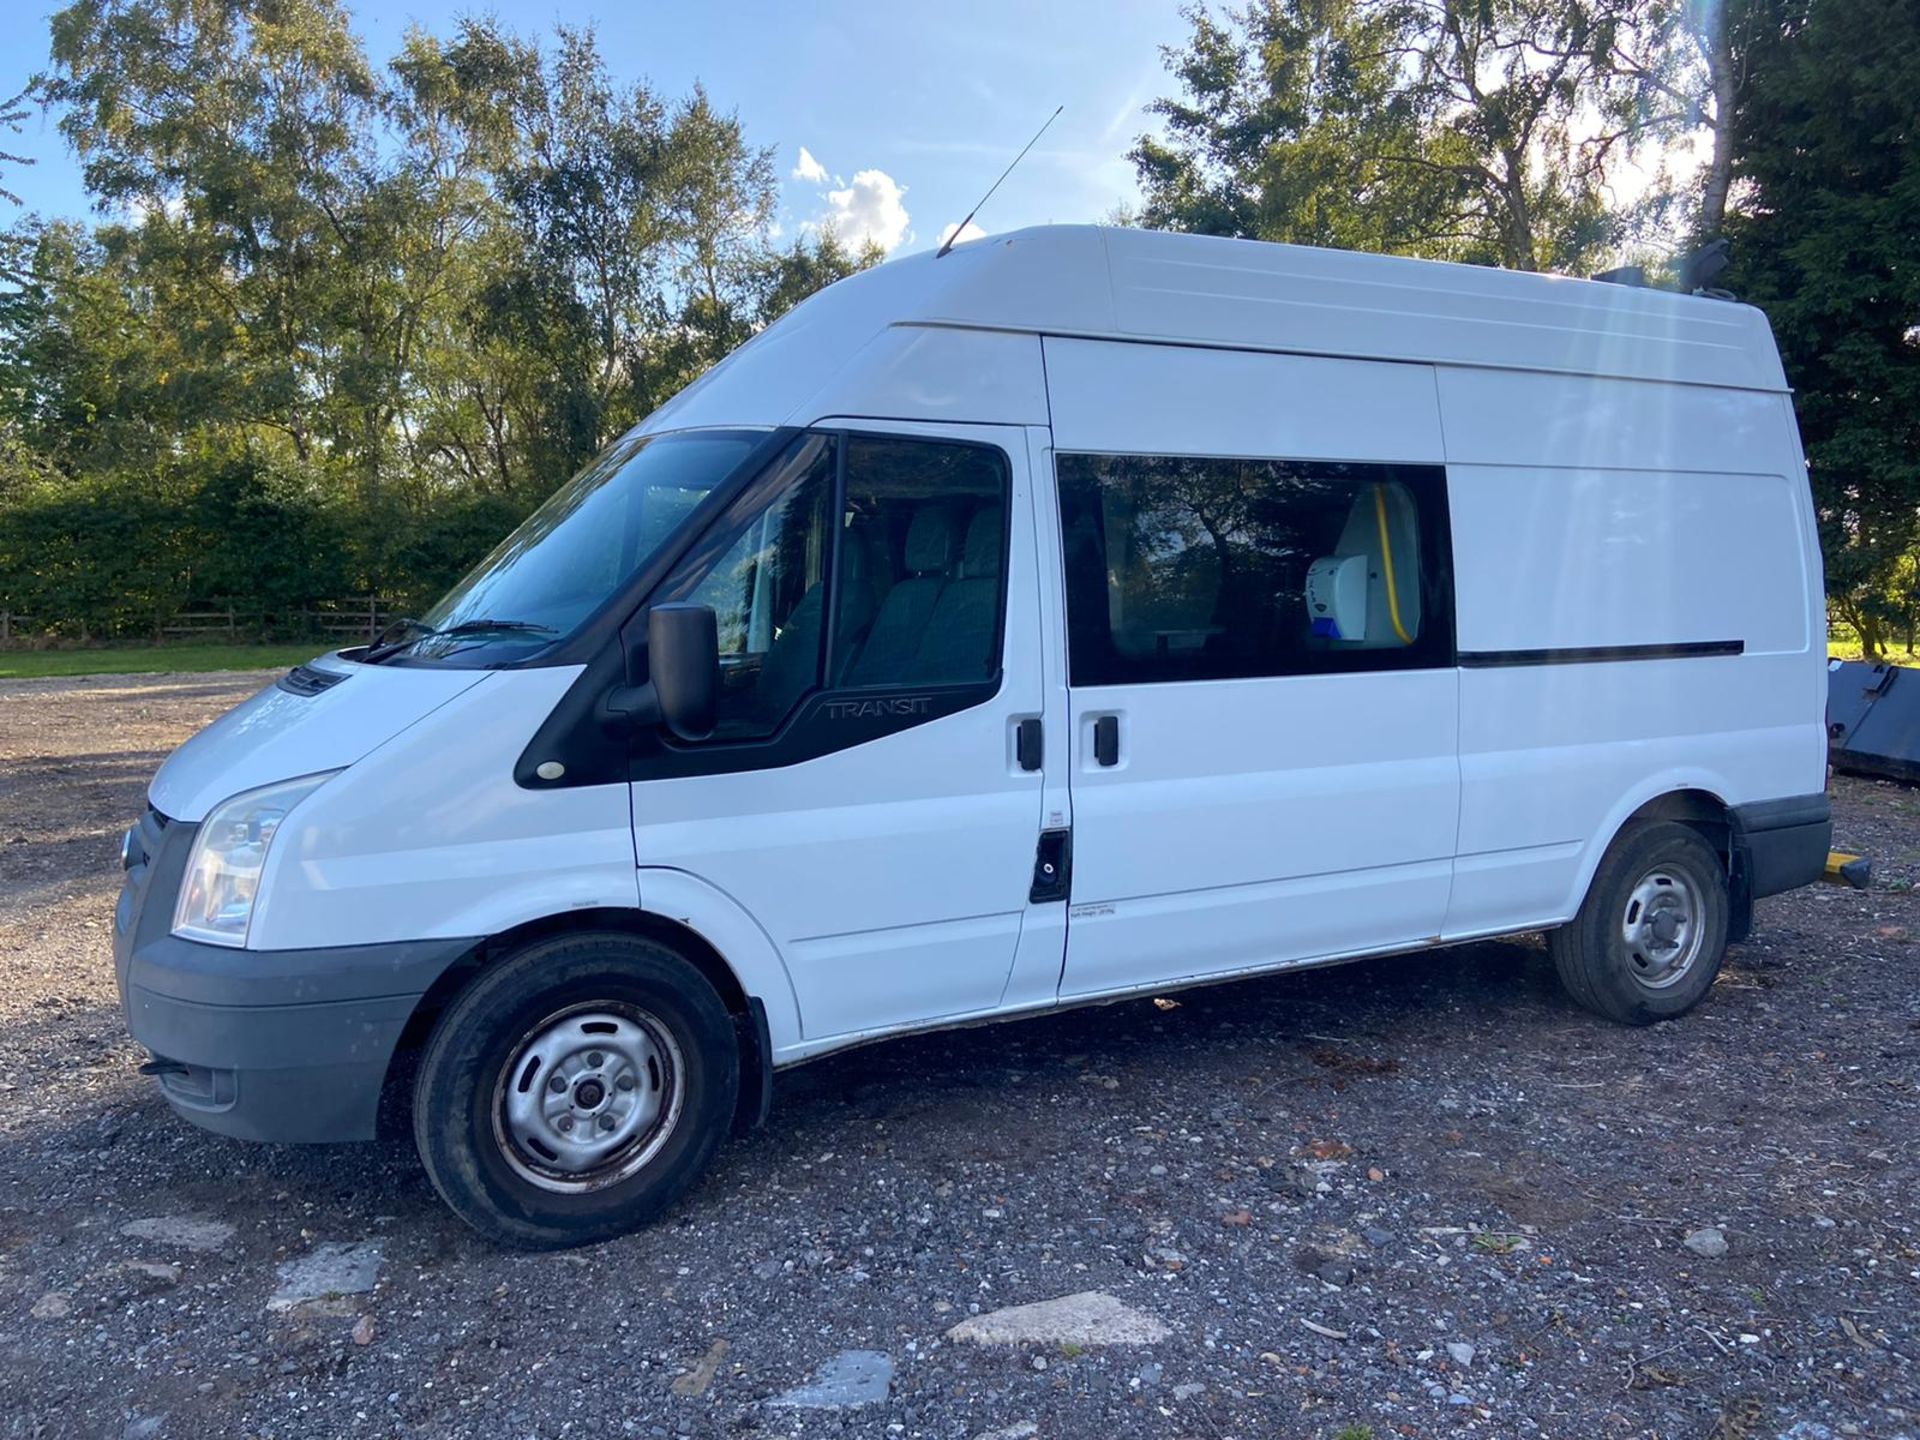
[0, 1, 1190, 254]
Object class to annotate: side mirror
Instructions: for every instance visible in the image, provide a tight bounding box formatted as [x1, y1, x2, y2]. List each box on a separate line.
[647, 602, 719, 741]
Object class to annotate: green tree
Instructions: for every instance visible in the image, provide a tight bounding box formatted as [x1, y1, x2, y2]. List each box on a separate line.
[1132, 0, 1463, 255]
[755, 229, 886, 325]
[1134, 0, 1625, 271]
[0, 86, 31, 209]
[5, 2, 873, 638]
[1724, 0, 1920, 657]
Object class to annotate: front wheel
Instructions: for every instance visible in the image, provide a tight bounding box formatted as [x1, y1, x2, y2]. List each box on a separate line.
[412, 932, 739, 1248]
[1548, 820, 1730, 1025]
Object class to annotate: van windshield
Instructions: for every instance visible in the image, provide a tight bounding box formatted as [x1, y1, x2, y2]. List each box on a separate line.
[378, 428, 764, 665]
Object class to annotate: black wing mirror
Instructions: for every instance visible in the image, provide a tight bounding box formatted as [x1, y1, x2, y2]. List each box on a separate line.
[649, 602, 719, 740]
[607, 602, 719, 741]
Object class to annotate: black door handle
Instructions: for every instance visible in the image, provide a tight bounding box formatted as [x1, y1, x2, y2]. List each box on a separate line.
[1016, 717, 1043, 772]
[1093, 714, 1119, 767]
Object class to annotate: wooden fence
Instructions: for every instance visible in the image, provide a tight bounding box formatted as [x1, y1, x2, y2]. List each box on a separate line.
[301, 596, 398, 642]
[0, 597, 399, 647]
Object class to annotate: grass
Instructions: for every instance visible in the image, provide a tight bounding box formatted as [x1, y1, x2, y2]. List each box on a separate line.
[1827, 623, 1920, 663]
[0, 642, 323, 680]
[0, 629, 1878, 675]
[1471, 1231, 1528, 1254]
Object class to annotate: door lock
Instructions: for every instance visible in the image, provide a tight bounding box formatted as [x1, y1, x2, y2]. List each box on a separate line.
[1030, 828, 1072, 903]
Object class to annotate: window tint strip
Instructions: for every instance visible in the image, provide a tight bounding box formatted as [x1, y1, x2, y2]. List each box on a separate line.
[1459, 640, 1744, 668]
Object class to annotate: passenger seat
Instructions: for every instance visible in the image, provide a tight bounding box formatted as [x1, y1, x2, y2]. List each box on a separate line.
[840, 505, 957, 686]
[908, 505, 1002, 682]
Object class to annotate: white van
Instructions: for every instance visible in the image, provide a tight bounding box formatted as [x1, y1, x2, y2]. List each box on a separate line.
[113, 226, 1831, 1246]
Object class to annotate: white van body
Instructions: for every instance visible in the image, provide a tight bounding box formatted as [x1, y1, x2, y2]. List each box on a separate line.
[115, 226, 1830, 1242]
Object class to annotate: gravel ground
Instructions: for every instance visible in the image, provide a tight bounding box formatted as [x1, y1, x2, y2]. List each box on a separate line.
[0, 671, 1916, 1440]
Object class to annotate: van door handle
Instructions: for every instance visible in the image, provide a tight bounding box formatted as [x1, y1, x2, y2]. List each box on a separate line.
[1093, 714, 1120, 767]
[1016, 718, 1043, 772]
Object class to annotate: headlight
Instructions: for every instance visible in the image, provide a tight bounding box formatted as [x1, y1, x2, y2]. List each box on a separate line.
[173, 773, 336, 947]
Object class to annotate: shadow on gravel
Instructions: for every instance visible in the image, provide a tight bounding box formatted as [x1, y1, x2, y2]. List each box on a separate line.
[775, 935, 1556, 1117]
[0, 749, 171, 795]
[0, 750, 172, 832]
[0, 675, 275, 705]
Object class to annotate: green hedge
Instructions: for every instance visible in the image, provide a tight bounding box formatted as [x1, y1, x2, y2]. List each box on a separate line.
[0, 453, 537, 640]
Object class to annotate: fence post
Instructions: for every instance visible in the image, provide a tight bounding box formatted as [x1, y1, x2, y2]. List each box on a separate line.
[1, 610, 9, 645]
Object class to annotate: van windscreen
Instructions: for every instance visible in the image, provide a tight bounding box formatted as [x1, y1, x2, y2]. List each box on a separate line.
[381, 429, 764, 665]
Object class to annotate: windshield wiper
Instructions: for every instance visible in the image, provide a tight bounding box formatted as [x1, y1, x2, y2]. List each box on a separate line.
[361, 618, 559, 664]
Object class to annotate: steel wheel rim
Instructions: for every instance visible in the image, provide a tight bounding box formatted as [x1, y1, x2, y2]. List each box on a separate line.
[1620, 866, 1705, 990]
[491, 1002, 685, 1194]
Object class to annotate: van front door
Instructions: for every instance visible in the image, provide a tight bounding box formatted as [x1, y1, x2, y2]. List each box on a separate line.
[629, 422, 1061, 1044]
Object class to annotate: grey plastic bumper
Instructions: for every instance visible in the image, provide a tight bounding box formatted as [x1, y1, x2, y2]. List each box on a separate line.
[119, 933, 473, 1142]
[1732, 793, 1832, 900]
[112, 805, 475, 1143]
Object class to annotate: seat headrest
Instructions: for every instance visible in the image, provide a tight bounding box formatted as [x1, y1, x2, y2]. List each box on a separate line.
[959, 506, 1002, 579]
[903, 506, 958, 575]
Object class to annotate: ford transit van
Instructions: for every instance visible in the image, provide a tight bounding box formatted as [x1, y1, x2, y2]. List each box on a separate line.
[113, 226, 1831, 1246]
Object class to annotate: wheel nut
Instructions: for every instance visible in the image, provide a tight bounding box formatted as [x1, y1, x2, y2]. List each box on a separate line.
[548, 1075, 566, 1094]
[586, 1051, 604, 1067]
[558, 1116, 574, 1133]
[598, 1114, 616, 1132]
[616, 1074, 636, 1092]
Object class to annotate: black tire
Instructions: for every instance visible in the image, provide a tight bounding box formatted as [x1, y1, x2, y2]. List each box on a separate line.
[1548, 820, 1730, 1026]
[412, 932, 739, 1249]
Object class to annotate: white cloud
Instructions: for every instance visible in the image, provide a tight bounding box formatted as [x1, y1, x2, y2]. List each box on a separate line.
[937, 219, 988, 249]
[821, 169, 912, 254]
[791, 146, 828, 185]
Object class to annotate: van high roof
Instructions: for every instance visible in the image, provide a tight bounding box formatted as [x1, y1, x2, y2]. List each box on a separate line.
[642, 223, 1788, 437]
[802, 224, 1785, 394]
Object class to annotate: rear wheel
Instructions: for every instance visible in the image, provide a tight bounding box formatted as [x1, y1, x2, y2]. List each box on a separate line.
[1548, 820, 1729, 1025]
[412, 932, 739, 1248]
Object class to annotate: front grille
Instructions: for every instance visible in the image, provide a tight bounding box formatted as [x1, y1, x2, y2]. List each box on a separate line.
[125, 806, 168, 870]
[116, 806, 171, 936]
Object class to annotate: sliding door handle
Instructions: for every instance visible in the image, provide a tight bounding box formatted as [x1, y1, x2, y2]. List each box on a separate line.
[1016, 717, 1043, 772]
[1093, 714, 1120, 767]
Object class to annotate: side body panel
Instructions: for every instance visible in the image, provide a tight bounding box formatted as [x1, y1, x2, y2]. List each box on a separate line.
[1045, 338, 1461, 996]
[1441, 367, 1827, 938]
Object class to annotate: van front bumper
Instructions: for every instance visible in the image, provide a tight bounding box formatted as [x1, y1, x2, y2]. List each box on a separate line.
[112, 806, 475, 1143]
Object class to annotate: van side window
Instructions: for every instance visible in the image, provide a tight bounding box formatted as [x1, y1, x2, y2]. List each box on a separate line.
[833, 436, 1009, 689]
[668, 435, 837, 739]
[1056, 453, 1452, 686]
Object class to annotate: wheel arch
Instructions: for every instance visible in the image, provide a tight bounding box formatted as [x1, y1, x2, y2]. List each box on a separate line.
[377, 877, 799, 1138]
[1564, 780, 1751, 942]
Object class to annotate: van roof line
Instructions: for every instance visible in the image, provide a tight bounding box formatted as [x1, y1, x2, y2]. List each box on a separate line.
[857, 225, 1789, 396]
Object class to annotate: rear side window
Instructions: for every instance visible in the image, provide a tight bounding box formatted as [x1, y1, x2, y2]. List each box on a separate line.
[1057, 453, 1452, 686]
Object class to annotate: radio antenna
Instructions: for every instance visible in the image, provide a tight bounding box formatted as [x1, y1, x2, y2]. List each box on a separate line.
[936, 104, 1063, 258]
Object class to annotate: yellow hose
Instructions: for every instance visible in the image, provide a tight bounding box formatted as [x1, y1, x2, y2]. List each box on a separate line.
[1373, 484, 1412, 645]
